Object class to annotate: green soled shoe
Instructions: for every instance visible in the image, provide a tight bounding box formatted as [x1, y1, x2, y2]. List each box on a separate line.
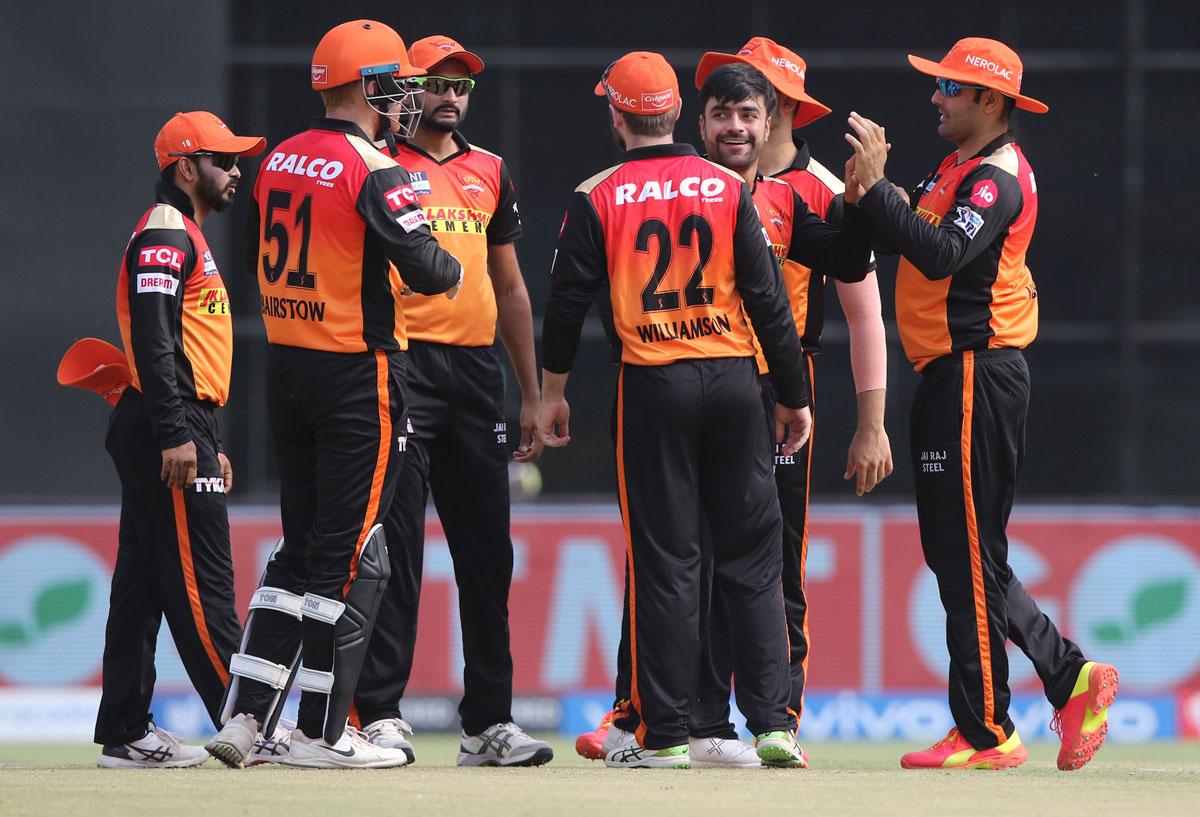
[605, 742, 690, 769]
[755, 731, 809, 768]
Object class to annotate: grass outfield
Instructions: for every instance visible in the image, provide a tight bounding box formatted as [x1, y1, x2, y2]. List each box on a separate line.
[1, 736, 1197, 817]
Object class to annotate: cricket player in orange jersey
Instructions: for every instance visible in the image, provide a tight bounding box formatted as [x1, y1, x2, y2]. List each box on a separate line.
[845, 37, 1117, 771]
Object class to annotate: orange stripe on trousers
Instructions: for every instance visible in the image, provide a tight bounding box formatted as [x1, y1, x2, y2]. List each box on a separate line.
[344, 349, 392, 596]
[960, 351, 1006, 745]
[614, 368, 646, 747]
[795, 354, 815, 729]
[172, 489, 229, 685]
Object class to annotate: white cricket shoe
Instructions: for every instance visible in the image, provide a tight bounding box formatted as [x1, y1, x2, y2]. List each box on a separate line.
[457, 722, 554, 767]
[689, 736, 762, 768]
[755, 730, 809, 768]
[247, 719, 293, 766]
[204, 713, 258, 769]
[363, 717, 416, 764]
[604, 742, 690, 769]
[603, 723, 638, 754]
[285, 726, 409, 769]
[97, 724, 209, 768]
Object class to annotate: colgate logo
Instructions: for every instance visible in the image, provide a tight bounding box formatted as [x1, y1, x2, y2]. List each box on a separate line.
[641, 89, 674, 110]
[963, 54, 1013, 80]
[311, 64, 328, 84]
[770, 56, 805, 79]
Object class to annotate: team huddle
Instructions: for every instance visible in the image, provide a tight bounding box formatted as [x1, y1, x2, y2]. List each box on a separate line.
[67, 18, 1119, 771]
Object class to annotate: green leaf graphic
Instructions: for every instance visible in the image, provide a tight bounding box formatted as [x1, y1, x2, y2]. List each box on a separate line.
[0, 622, 28, 646]
[34, 579, 91, 634]
[1091, 621, 1126, 644]
[1133, 579, 1188, 631]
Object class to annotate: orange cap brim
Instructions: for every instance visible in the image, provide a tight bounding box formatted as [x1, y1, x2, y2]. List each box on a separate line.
[694, 52, 832, 129]
[907, 54, 1048, 113]
[57, 338, 131, 406]
[426, 50, 485, 74]
[203, 134, 268, 157]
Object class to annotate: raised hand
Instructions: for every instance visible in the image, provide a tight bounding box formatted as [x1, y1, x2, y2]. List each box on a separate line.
[844, 112, 890, 191]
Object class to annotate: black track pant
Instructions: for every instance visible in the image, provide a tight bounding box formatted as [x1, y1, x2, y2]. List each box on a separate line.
[356, 342, 514, 736]
[615, 358, 792, 749]
[233, 346, 405, 738]
[912, 349, 1085, 749]
[94, 388, 240, 745]
[691, 361, 816, 737]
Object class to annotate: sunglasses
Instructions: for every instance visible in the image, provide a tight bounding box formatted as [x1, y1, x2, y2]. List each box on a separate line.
[169, 151, 239, 171]
[935, 78, 990, 98]
[599, 59, 617, 98]
[410, 75, 476, 96]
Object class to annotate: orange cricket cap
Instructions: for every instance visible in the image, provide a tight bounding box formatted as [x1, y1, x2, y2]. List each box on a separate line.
[154, 111, 266, 171]
[594, 51, 680, 116]
[908, 37, 1048, 113]
[57, 338, 132, 406]
[311, 19, 421, 90]
[695, 37, 831, 129]
[409, 35, 485, 74]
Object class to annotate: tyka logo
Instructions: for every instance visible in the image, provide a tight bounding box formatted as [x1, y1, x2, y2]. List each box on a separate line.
[193, 477, 225, 493]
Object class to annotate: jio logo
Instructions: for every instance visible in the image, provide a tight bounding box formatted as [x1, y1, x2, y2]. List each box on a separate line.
[0, 536, 111, 685]
[908, 534, 1200, 691]
[1070, 536, 1200, 687]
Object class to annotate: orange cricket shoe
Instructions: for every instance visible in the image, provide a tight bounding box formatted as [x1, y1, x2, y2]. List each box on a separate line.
[575, 709, 616, 760]
[900, 727, 1028, 770]
[1052, 661, 1119, 771]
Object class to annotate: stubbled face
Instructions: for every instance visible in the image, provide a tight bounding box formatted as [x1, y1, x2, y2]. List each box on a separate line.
[195, 157, 240, 212]
[932, 84, 986, 145]
[700, 95, 770, 172]
[419, 58, 471, 133]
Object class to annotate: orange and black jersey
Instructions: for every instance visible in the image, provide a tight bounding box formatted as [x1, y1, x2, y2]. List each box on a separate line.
[859, 132, 1038, 370]
[770, 136, 875, 353]
[247, 117, 462, 354]
[749, 170, 872, 372]
[116, 181, 232, 449]
[542, 143, 861, 408]
[387, 131, 522, 346]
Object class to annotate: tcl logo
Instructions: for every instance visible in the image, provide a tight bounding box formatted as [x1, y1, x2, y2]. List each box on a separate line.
[614, 176, 726, 206]
[970, 179, 998, 208]
[963, 54, 1013, 79]
[312, 64, 328, 84]
[384, 185, 418, 210]
[138, 246, 184, 271]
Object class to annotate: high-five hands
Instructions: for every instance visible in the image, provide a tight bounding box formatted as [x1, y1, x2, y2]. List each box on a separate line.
[844, 112, 891, 203]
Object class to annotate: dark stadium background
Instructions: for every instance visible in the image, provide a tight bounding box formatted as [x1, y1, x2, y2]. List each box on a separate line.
[5, 0, 1196, 504]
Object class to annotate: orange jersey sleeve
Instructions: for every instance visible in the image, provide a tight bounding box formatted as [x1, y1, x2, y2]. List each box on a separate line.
[251, 118, 461, 353]
[389, 138, 523, 346]
[859, 135, 1038, 370]
[116, 185, 232, 446]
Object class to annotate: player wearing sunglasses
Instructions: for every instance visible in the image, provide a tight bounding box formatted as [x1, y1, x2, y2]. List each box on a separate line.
[206, 19, 463, 771]
[353, 35, 550, 768]
[95, 111, 264, 768]
[844, 37, 1118, 772]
